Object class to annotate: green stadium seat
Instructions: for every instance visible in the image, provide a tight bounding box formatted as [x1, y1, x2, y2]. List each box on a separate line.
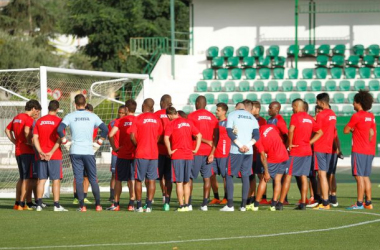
[232, 93, 244, 104]
[196, 81, 208, 92]
[260, 108, 267, 117]
[237, 46, 249, 59]
[247, 93, 258, 101]
[296, 80, 307, 91]
[348, 92, 355, 103]
[203, 69, 214, 80]
[304, 93, 316, 104]
[261, 93, 272, 104]
[217, 69, 228, 80]
[253, 81, 265, 91]
[288, 68, 299, 79]
[359, 67, 371, 79]
[227, 105, 235, 114]
[182, 105, 194, 114]
[316, 55, 329, 67]
[311, 80, 322, 91]
[210, 81, 222, 92]
[273, 56, 286, 68]
[275, 93, 287, 104]
[282, 108, 294, 117]
[331, 55, 345, 68]
[287, 44, 299, 57]
[259, 68, 271, 80]
[282, 80, 293, 91]
[332, 44, 346, 55]
[189, 93, 199, 104]
[226, 57, 240, 68]
[374, 68, 380, 78]
[273, 68, 284, 79]
[371, 105, 380, 116]
[345, 67, 357, 79]
[231, 68, 242, 80]
[221, 46, 234, 58]
[317, 44, 330, 56]
[331, 67, 343, 79]
[315, 67, 327, 79]
[290, 93, 301, 102]
[239, 80, 250, 92]
[245, 68, 256, 80]
[325, 80, 337, 91]
[268, 45, 280, 58]
[330, 105, 339, 115]
[225, 81, 236, 91]
[268, 80, 279, 91]
[211, 57, 224, 68]
[252, 45, 264, 58]
[302, 68, 314, 79]
[342, 105, 354, 116]
[354, 80, 366, 90]
[209, 105, 217, 114]
[205, 93, 215, 105]
[369, 80, 380, 91]
[363, 55, 375, 67]
[242, 56, 255, 68]
[339, 80, 351, 91]
[347, 55, 360, 68]
[206, 46, 219, 60]
[257, 56, 271, 68]
[333, 93, 345, 104]
[218, 93, 229, 103]
[367, 44, 380, 58]
[302, 44, 316, 57]
[353, 44, 365, 57]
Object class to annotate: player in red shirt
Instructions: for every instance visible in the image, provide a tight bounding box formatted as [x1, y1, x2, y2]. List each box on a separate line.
[313, 93, 337, 210]
[108, 100, 136, 211]
[107, 105, 126, 202]
[130, 98, 162, 212]
[32, 100, 67, 211]
[154, 94, 173, 211]
[187, 96, 219, 211]
[208, 103, 229, 205]
[165, 107, 202, 212]
[5, 99, 41, 210]
[344, 90, 376, 210]
[281, 99, 323, 210]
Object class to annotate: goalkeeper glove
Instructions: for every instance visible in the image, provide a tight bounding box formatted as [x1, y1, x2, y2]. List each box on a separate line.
[61, 137, 72, 152]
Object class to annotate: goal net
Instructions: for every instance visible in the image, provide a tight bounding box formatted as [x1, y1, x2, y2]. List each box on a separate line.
[0, 67, 148, 197]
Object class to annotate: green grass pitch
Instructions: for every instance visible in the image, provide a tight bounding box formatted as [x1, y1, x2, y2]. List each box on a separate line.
[0, 167, 380, 250]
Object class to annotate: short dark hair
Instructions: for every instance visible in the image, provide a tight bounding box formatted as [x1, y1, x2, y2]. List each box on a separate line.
[292, 98, 303, 104]
[251, 101, 261, 110]
[74, 94, 86, 106]
[85, 103, 94, 111]
[316, 93, 330, 104]
[119, 105, 126, 110]
[25, 99, 41, 111]
[166, 107, 177, 115]
[177, 110, 187, 118]
[242, 99, 253, 108]
[315, 105, 323, 113]
[354, 90, 373, 111]
[303, 101, 309, 112]
[48, 100, 59, 111]
[216, 102, 228, 112]
[125, 99, 137, 113]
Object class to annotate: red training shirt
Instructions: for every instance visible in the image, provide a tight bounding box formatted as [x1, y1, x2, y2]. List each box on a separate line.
[253, 116, 267, 161]
[267, 114, 288, 144]
[116, 115, 136, 160]
[314, 109, 336, 153]
[154, 109, 171, 156]
[7, 113, 34, 156]
[214, 119, 231, 158]
[256, 125, 289, 163]
[108, 118, 119, 156]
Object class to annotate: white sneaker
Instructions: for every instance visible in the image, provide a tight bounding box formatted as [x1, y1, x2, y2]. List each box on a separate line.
[54, 206, 68, 212]
[220, 205, 234, 212]
[145, 207, 152, 213]
[200, 205, 208, 211]
[306, 201, 319, 208]
[331, 202, 339, 207]
[239, 207, 246, 212]
[36, 206, 43, 212]
[41, 203, 48, 208]
[188, 205, 193, 211]
[135, 207, 144, 213]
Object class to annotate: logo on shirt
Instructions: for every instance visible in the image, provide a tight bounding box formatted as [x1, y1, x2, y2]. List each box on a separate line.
[74, 117, 90, 122]
[238, 115, 252, 120]
[329, 116, 336, 121]
[302, 119, 312, 124]
[124, 122, 132, 126]
[40, 121, 55, 125]
[178, 122, 190, 129]
[263, 127, 273, 137]
[160, 114, 167, 118]
[198, 116, 211, 121]
[143, 119, 157, 124]
[13, 119, 22, 124]
[365, 117, 372, 122]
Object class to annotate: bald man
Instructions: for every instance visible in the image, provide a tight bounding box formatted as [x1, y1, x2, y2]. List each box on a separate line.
[130, 98, 163, 213]
[267, 101, 288, 144]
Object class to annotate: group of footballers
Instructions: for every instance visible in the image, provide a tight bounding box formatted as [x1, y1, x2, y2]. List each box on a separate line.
[5, 89, 376, 212]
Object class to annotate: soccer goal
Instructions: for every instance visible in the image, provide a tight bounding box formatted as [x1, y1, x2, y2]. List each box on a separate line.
[0, 67, 149, 198]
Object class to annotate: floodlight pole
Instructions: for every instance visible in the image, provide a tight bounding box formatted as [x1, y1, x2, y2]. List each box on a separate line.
[170, 0, 175, 79]
[295, 0, 299, 70]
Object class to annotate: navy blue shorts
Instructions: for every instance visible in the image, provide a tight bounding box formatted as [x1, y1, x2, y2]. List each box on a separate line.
[134, 159, 158, 181]
[16, 154, 34, 180]
[212, 157, 228, 177]
[228, 154, 253, 177]
[268, 160, 289, 179]
[171, 159, 192, 183]
[252, 158, 264, 175]
[37, 160, 63, 180]
[314, 152, 332, 172]
[308, 155, 316, 178]
[288, 156, 312, 177]
[115, 158, 134, 181]
[352, 152, 374, 177]
[328, 154, 338, 175]
[70, 154, 97, 184]
[158, 154, 172, 181]
[192, 155, 212, 179]
[110, 155, 117, 174]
